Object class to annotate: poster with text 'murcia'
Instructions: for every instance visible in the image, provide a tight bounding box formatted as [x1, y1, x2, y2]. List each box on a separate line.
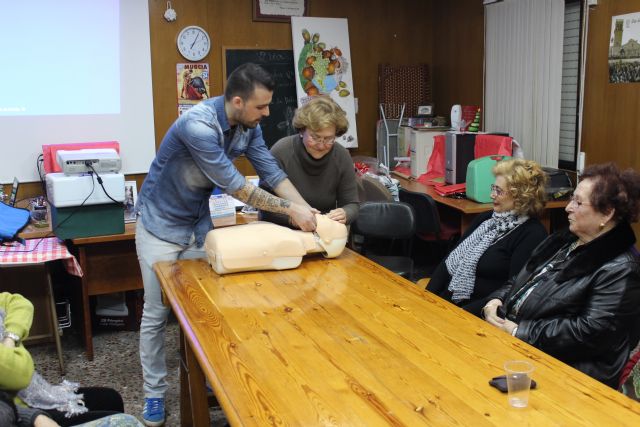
[176, 63, 211, 115]
[291, 17, 357, 148]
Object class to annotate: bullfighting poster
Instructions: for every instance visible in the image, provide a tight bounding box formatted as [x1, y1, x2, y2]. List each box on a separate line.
[608, 12, 640, 83]
[177, 63, 210, 115]
[291, 17, 357, 148]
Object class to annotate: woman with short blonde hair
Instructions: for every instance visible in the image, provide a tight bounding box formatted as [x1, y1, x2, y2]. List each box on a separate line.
[261, 96, 359, 226]
[493, 159, 547, 218]
[426, 158, 548, 316]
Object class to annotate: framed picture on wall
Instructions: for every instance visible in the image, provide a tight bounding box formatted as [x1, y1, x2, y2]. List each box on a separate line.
[253, 0, 308, 23]
[124, 181, 138, 223]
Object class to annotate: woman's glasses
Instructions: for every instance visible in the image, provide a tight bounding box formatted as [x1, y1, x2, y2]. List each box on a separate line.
[568, 194, 591, 208]
[490, 184, 505, 197]
[307, 131, 336, 146]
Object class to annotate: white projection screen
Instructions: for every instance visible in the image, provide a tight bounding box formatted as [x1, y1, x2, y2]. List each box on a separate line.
[0, 0, 155, 183]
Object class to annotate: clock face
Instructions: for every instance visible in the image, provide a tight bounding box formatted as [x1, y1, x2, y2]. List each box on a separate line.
[177, 26, 211, 61]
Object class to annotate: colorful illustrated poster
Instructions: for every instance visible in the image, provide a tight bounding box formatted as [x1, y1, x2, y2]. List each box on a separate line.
[176, 63, 210, 115]
[608, 12, 640, 83]
[291, 17, 357, 148]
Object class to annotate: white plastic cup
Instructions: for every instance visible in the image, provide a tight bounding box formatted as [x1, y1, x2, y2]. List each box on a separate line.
[504, 360, 534, 408]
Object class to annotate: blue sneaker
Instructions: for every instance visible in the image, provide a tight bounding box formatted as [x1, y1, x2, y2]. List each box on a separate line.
[142, 397, 165, 426]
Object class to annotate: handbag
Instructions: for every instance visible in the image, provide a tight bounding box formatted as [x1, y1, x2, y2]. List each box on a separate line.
[0, 202, 30, 242]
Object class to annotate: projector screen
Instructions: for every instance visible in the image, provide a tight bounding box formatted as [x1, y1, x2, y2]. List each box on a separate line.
[0, 0, 155, 184]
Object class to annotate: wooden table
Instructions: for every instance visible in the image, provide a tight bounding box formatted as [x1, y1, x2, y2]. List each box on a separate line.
[394, 174, 568, 232]
[155, 250, 640, 426]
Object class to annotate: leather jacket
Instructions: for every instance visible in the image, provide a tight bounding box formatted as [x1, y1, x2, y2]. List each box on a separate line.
[491, 221, 640, 388]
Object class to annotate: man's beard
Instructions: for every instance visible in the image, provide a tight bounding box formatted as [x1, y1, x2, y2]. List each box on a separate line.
[234, 110, 260, 129]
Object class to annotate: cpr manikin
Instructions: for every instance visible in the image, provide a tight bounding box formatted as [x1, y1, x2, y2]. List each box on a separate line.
[204, 214, 348, 274]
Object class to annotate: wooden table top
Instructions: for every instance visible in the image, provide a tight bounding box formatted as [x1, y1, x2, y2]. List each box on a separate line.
[155, 250, 640, 426]
[393, 174, 568, 214]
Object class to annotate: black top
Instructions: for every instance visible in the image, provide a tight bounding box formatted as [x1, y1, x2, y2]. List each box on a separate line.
[490, 222, 640, 388]
[427, 210, 547, 316]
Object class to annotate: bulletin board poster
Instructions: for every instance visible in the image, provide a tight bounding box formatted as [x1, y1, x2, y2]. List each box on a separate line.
[291, 17, 358, 148]
[608, 12, 640, 83]
[176, 63, 211, 115]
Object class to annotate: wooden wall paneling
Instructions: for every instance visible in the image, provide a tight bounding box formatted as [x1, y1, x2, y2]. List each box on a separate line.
[150, 0, 434, 161]
[148, 0, 209, 150]
[308, 0, 435, 157]
[432, 0, 485, 120]
[581, 0, 640, 239]
[582, 0, 640, 169]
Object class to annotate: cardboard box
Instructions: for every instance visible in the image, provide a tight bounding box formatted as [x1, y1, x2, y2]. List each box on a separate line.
[93, 290, 143, 331]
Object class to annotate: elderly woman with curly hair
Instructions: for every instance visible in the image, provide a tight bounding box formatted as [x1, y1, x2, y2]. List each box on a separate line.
[483, 163, 640, 388]
[426, 158, 548, 316]
[260, 96, 359, 226]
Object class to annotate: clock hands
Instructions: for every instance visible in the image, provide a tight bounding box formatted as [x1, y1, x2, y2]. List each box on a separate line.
[190, 33, 200, 49]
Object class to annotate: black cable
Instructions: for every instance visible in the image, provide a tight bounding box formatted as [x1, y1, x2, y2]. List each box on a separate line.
[36, 153, 47, 196]
[86, 163, 123, 206]
[1, 172, 97, 253]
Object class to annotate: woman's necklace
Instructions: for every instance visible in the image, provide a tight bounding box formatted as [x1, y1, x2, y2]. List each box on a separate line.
[568, 240, 580, 253]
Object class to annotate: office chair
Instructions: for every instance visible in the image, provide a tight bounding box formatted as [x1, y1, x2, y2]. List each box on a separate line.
[398, 188, 459, 243]
[356, 175, 394, 202]
[351, 201, 415, 279]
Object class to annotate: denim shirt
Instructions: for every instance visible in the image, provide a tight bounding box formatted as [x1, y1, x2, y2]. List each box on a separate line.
[136, 96, 287, 247]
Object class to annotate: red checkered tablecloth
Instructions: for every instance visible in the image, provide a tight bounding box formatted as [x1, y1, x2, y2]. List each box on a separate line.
[0, 237, 83, 277]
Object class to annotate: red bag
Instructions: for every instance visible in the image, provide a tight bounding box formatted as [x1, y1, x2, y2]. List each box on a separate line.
[474, 134, 512, 159]
[418, 134, 445, 180]
[415, 135, 446, 185]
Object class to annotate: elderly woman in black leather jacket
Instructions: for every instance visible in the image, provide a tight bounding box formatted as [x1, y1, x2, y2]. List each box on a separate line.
[483, 163, 640, 388]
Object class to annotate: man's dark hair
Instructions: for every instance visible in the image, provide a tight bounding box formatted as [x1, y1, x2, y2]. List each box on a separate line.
[224, 63, 275, 101]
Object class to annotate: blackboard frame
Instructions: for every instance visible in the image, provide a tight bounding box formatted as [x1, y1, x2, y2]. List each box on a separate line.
[222, 46, 298, 148]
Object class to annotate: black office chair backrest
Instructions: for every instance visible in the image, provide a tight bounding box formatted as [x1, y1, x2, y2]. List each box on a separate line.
[353, 201, 416, 240]
[357, 175, 394, 202]
[351, 201, 416, 279]
[398, 188, 441, 236]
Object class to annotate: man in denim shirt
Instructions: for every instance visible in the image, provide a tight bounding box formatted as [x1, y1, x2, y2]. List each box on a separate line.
[135, 63, 317, 426]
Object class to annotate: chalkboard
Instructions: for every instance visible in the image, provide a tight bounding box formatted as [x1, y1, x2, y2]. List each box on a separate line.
[223, 48, 298, 147]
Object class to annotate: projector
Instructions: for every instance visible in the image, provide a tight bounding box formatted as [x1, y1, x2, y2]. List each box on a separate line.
[57, 149, 122, 175]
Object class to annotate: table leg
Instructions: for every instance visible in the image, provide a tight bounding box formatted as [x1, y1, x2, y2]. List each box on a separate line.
[179, 329, 193, 427]
[77, 247, 94, 360]
[45, 264, 65, 375]
[182, 329, 210, 427]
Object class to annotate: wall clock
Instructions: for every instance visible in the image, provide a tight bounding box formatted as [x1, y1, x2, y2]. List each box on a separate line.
[177, 25, 211, 61]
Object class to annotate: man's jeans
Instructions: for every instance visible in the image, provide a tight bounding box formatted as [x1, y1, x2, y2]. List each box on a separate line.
[135, 219, 205, 398]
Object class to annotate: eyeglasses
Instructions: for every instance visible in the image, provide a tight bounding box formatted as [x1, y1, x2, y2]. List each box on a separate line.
[307, 131, 336, 146]
[490, 184, 505, 197]
[568, 194, 591, 208]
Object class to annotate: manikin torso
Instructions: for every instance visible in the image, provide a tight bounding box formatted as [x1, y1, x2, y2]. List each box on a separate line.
[205, 214, 348, 274]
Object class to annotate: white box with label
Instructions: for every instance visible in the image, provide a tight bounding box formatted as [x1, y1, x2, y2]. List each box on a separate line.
[410, 129, 446, 178]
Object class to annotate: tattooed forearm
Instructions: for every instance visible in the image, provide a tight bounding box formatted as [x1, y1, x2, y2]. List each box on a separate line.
[232, 181, 292, 214]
